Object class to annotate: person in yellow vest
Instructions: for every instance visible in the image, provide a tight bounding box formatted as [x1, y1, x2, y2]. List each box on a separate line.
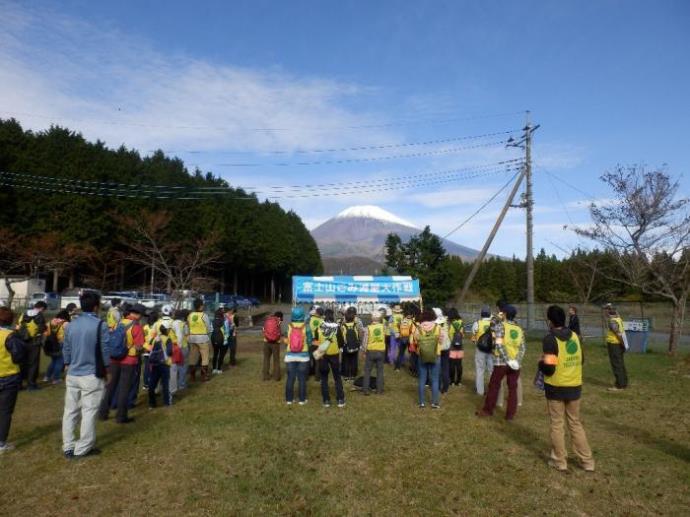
[106, 298, 122, 330]
[307, 306, 324, 381]
[0, 307, 26, 453]
[395, 306, 414, 371]
[43, 309, 71, 384]
[604, 304, 628, 391]
[390, 304, 404, 370]
[414, 309, 443, 408]
[539, 305, 595, 472]
[313, 309, 345, 408]
[147, 322, 174, 408]
[187, 299, 212, 382]
[447, 308, 464, 387]
[148, 305, 178, 392]
[477, 305, 525, 420]
[172, 309, 190, 390]
[362, 311, 386, 395]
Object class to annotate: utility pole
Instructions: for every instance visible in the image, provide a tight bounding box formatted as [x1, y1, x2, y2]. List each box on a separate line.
[524, 112, 536, 331]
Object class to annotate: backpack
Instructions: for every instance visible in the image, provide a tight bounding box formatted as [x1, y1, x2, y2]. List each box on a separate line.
[109, 321, 133, 360]
[18, 313, 40, 341]
[149, 337, 169, 365]
[418, 327, 439, 364]
[400, 319, 413, 338]
[288, 324, 305, 353]
[476, 329, 494, 354]
[450, 321, 463, 349]
[342, 323, 360, 353]
[43, 322, 62, 356]
[263, 316, 282, 343]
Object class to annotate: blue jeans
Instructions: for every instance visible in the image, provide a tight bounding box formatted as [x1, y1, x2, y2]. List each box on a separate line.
[285, 361, 309, 403]
[418, 359, 440, 405]
[178, 348, 189, 390]
[45, 355, 64, 381]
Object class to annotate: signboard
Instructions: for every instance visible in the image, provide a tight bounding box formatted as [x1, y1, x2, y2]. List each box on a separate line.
[292, 275, 421, 304]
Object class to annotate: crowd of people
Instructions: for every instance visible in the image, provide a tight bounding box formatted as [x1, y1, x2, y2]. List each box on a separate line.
[0, 291, 631, 471]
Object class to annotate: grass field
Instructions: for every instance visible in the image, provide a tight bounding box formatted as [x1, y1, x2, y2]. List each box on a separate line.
[2, 336, 689, 516]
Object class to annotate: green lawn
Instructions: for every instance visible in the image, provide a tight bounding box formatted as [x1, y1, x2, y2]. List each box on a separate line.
[2, 338, 689, 516]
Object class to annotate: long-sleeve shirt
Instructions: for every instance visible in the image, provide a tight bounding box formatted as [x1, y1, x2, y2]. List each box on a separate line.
[63, 312, 110, 377]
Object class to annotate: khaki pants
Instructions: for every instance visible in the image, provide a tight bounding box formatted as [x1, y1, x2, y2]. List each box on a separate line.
[547, 398, 595, 470]
[188, 342, 210, 367]
[263, 342, 281, 381]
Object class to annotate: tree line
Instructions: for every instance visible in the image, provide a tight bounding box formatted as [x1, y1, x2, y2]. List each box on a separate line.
[0, 118, 322, 302]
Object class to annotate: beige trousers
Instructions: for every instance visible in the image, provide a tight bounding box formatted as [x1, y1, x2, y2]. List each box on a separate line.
[547, 398, 595, 470]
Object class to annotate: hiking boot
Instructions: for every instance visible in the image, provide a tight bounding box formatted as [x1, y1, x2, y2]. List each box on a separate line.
[201, 367, 210, 382]
[189, 367, 197, 382]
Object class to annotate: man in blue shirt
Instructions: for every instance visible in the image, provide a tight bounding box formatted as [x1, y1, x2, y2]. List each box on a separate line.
[62, 291, 110, 459]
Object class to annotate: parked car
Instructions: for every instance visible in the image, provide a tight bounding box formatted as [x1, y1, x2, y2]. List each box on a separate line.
[30, 292, 60, 310]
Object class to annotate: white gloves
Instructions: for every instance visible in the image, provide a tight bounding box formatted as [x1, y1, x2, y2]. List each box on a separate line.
[507, 359, 520, 371]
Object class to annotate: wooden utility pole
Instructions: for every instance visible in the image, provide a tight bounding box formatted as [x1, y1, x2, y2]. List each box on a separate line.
[458, 167, 527, 303]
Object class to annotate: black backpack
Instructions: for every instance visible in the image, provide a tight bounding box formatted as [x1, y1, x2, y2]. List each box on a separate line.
[43, 323, 62, 356]
[450, 321, 463, 349]
[342, 323, 360, 353]
[476, 330, 494, 354]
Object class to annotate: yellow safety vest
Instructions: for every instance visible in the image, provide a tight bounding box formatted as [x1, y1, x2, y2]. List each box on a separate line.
[148, 318, 178, 348]
[392, 313, 403, 334]
[498, 321, 523, 360]
[106, 307, 121, 330]
[188, 312, 208, 336]
[325, 332, 340, 356]
[309, 316, 324, 345]
[367, 323, 386, 351]
[475, 319, 491, 342]
[545, 333, 583, 387]
[606, 316, 625, 344]
[120, 318, 139, 357]
[0, 328, 20, 377]
[449, 319, 463, 341]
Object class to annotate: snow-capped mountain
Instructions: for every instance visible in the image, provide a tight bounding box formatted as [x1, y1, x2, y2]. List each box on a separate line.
[311, 205, 481, 272]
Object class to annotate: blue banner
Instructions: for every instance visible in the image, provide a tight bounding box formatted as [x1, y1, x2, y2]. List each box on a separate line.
[292, 276, 421, 303]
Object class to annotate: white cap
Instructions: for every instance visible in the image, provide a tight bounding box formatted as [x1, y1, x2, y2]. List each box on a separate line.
[433, 307, 446, 324]
[161, 304, 173, 316]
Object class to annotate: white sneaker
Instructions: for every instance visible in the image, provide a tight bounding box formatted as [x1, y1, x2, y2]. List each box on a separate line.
[337, 401, 346, 408]
[323, 402, 331, 408]
[298, 400, 308, 406]
[286, 401, 293, 406]
[0, 443, 15, 453]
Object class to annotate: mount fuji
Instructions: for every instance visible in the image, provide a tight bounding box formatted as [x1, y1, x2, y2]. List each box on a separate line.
[311, 205, 481, 274]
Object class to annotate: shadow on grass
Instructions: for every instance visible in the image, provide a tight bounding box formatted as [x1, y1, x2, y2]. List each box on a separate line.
[600, 420, 690, 464]
[492, 419, 547, 460]
[14, 421, 61, 448]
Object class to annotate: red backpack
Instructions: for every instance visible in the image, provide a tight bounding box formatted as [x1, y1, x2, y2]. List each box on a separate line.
[288, 324, 305, 353]
[263, 316, 282, 343]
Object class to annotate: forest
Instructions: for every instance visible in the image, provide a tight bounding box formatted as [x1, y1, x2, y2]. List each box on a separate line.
[0, 119, 322, 301]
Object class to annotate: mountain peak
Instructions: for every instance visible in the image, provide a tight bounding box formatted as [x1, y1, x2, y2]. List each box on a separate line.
[335, 205, 418, 229]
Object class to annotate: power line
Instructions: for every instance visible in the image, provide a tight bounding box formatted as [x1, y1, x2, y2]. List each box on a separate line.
[0, 164, 522, 200]
[442, 169, 522, 239]
[156, 129, 521, 155]
[216, 140, 513, 167]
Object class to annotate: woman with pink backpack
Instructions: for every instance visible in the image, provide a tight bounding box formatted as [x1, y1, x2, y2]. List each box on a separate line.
[284, 307, 312, 405]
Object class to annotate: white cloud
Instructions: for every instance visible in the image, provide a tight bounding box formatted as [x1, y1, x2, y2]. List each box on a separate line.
[0, 3, 397, 155]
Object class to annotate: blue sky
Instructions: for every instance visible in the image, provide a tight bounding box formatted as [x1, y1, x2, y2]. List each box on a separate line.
[1, 0, 688, 258]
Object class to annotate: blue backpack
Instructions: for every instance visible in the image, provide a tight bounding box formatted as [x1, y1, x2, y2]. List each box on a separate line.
[149, 337, 169, 365]
[109, 322, 132, 360]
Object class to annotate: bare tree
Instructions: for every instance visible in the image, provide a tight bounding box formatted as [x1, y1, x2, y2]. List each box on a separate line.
[576, 165, 690, 353]
[121, 211, 222, 302]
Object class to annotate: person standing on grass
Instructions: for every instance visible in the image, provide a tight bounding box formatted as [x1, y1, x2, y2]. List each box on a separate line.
[477, 305, 526, 420]
[539, 305, 595, 472]
[99, 304, 145, 424]
[604, 304, 628, 391]
[362, 311, 386, 395]
[17, 300, 48, 391]
[43, 309, 71, 384]
[315, 309, 345, 408]
[62, 291, 110, 459]
[447, 308, 464, 387]
[284, 307, 312, 405]
[187, 299, 212, 382]
[0, 307, 26, 454]
[211, 307, 227, 375]
[390, 304, 404, 367]
[433, 308, 451, 394]
[568, 305, 582, 340]
[339, 307, 363, 382]
[225, 306, 239, 367]
[147, 322, 173, 408]
[472, 306, 493, 395]
[262, 311, 283, 381]
[415, 309, 443, 409]
[308, 306, 324, 382]
[172, 310, 190, 391]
